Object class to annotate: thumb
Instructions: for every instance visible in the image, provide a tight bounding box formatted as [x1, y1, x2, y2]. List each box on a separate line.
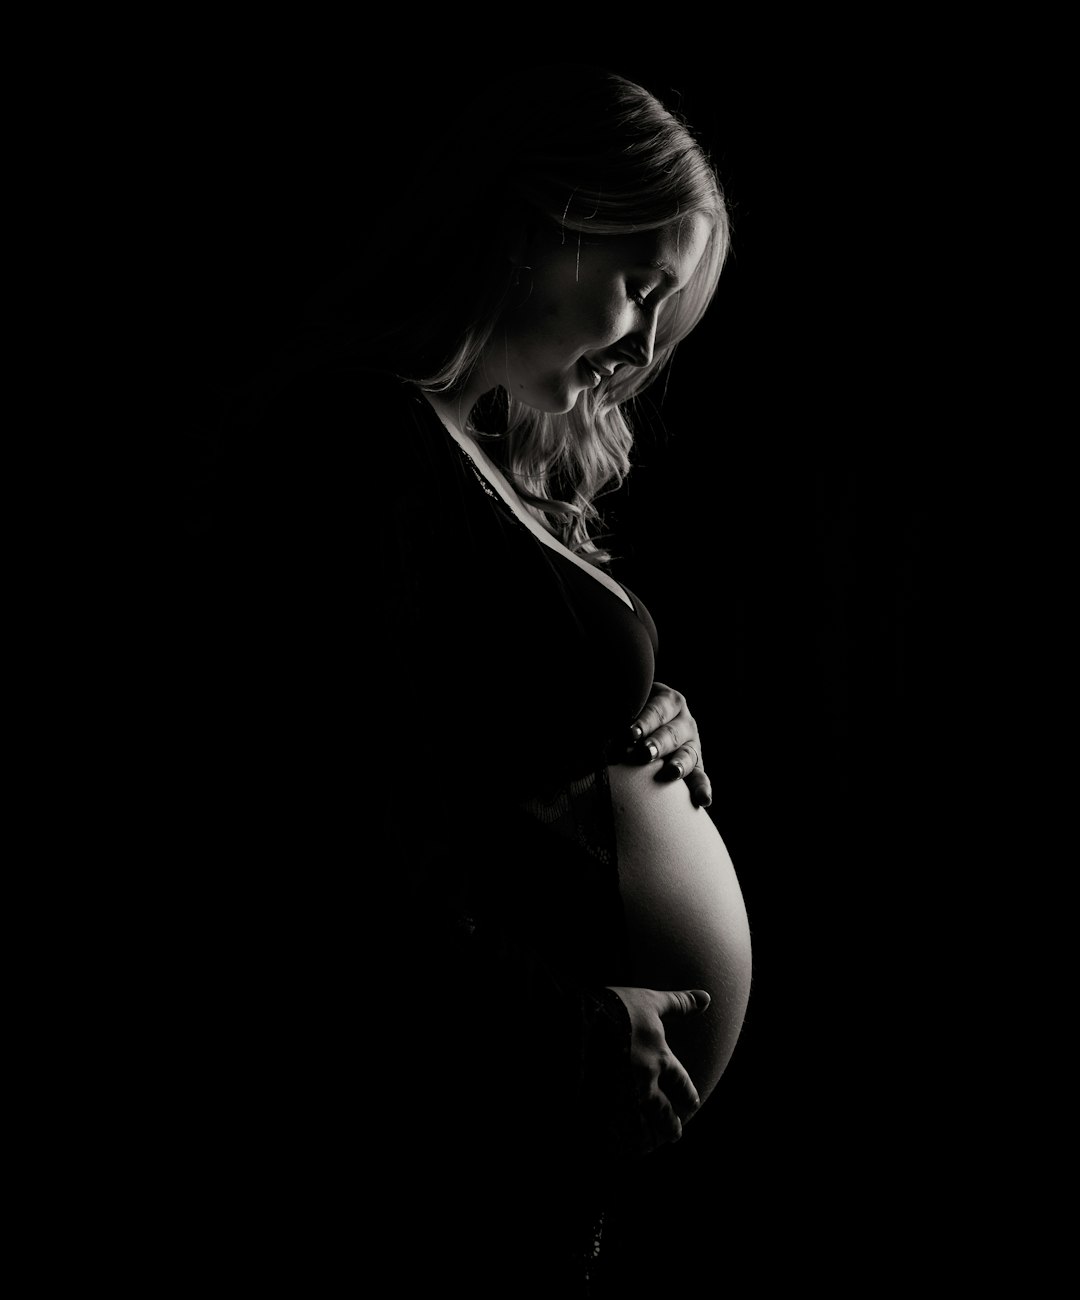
[661, 988, 711, 1018]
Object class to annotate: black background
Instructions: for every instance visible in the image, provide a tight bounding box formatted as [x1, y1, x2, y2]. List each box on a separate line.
[152, 32, 982, 1292]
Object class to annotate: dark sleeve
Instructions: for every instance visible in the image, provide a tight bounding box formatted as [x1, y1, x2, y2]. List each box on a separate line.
[158, 358, 636, 1193]
[370, 374, 639, 1172]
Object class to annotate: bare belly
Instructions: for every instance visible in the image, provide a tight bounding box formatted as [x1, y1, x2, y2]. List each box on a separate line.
[609, 761, 752, 1107]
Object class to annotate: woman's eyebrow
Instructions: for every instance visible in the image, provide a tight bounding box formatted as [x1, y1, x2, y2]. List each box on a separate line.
[647, 260, 687, 292]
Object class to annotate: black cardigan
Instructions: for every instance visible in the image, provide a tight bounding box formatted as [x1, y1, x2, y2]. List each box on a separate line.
[155, 358, 665, 1288]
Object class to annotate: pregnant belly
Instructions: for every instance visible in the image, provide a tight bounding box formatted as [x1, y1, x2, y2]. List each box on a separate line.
[609, 761, 752, 1107]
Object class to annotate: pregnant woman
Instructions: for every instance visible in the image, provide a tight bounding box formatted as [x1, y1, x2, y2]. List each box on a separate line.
[176, 62, 751, 1297]
[357, 64, 753, 1293]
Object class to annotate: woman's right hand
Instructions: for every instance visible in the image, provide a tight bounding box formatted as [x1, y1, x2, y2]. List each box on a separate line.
[604, 985, 711, 1153]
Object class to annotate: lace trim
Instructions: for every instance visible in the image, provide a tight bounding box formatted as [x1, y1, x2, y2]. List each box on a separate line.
[518, 766, 616, 870]
[453, 439, 528, 520]
[465, 457, 502, 503]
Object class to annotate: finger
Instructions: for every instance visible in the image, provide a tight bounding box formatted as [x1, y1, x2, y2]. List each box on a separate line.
[659, 988, 711, 1018]
[660, 740, 701, 782]
[666, 742, 699, 777]
[631, 721, 684, 765]
[647, 1086, 685, 1145]
[684, 769, 713, 809]
[627, 683, 683, 744]
[660, 1059, 702, 1122]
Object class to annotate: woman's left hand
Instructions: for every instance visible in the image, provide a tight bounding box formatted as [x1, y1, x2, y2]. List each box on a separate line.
[624, 682, 712, 809]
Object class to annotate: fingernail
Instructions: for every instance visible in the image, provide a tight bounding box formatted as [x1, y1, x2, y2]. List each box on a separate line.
[700, 797, 712, 808]
[629, 724, 643, 740]
[644, 740, 659, 761]
[670, 761, 684, 779]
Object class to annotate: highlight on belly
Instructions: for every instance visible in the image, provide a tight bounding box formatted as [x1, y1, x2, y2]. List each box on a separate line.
[608, 760, 752, 1108]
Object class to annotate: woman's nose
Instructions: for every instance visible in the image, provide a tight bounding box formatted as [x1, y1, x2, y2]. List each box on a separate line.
[621, 316, 657, 368]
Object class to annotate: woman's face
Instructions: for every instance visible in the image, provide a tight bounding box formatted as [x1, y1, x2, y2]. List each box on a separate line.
[485, 213, 712, 414]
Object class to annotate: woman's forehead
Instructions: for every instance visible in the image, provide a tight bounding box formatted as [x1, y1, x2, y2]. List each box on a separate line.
[621, 216, 712, 288]
[536, 212, 711, 286]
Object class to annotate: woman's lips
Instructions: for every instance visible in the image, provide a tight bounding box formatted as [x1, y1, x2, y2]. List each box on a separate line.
[580, 359, 614, 387]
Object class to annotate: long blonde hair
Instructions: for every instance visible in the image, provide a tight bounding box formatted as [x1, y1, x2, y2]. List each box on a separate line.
[323, 65, 729, 563]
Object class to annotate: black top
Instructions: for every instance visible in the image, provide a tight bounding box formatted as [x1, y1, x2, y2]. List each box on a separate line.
[160, 358, 663, 1292]
[444, 422, 660, 772]
[376, 372, 659, 790]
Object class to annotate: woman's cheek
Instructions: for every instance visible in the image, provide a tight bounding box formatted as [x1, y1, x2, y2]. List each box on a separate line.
[593, 298, 633, 345]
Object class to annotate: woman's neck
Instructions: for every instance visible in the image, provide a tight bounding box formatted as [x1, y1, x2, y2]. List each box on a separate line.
[419, 369, 499, 436]
[419, 388, 500, 478]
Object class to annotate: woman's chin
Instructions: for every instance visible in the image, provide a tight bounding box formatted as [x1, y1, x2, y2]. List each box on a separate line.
[517, 383, 585, 415]
[496, 366, 590, 415]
